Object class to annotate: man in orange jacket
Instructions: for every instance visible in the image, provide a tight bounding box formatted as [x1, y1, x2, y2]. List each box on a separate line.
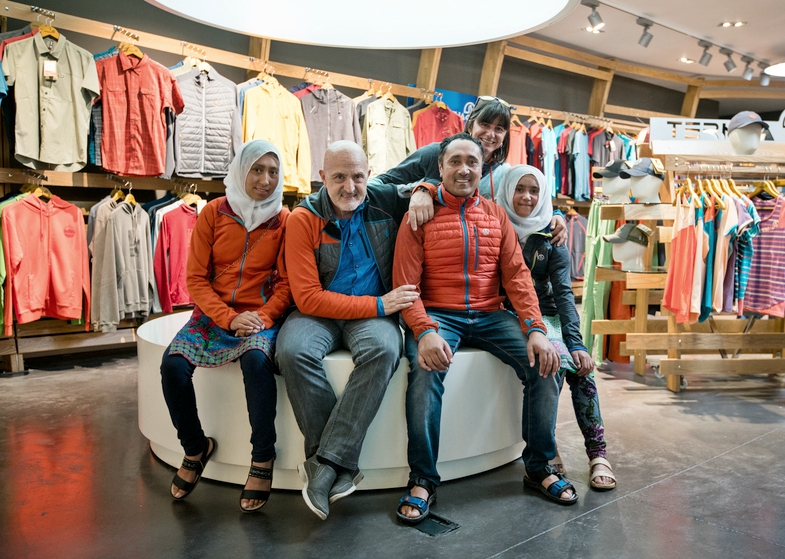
[277, 141, 420, 520]
[393, 133, 578, 525]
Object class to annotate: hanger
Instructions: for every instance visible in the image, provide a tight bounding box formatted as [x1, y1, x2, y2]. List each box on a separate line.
[726, 178, 743, 198]
[118, 41, 143, 59]
[124, 182, 136, 207]
[673, 177, 698, 205]
[110, 187, 125, 202]
[510, 113, 523, 127]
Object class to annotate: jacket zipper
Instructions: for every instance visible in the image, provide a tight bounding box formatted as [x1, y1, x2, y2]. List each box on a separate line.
[473, 225, 479, 271]
[460, 203, 470, 308]
[230, 230, 251, 306]
[200, 77, 206, 173]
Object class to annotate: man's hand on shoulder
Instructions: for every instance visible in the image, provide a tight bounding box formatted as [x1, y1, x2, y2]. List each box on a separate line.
[417, 332, 453, 372]
[550, 213, 567, 246]
[407, 186, 435, 231]
[526, 330, 561, 377]
[381, 284, 419, 315]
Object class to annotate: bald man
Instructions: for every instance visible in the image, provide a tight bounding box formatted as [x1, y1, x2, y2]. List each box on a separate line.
[277, 141, 420, 520]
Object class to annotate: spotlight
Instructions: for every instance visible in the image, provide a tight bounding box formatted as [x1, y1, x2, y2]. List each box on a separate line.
[741, 56, 754, 80]
[720, 48, 736, 72]
[698, 40, 713, 66]
[636, 18, 653, 47]
[759, 63, 771, 86]
[581, 0, 604, 31]
[765, 62, 785, 77]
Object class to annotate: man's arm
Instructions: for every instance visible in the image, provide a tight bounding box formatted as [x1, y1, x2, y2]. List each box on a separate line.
[393, 213, 439, 339]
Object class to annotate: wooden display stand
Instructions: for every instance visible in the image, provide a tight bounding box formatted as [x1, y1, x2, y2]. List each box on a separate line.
[593, 141, 785, 392]
[590, 203, 673, 379]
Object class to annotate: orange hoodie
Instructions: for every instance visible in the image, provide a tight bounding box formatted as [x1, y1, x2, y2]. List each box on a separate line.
[186, 197, 291, 330]
[2, 195, 90, 336]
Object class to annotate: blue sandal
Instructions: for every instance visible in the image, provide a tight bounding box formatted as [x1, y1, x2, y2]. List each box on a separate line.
[524, 464, 579, 506]
[396, 484, 436, 525]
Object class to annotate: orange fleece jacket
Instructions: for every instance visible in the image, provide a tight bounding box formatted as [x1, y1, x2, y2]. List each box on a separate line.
[186, 197, 291, 330]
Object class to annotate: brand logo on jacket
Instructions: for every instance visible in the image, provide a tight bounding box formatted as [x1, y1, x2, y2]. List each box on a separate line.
[63, 226, 76, 238]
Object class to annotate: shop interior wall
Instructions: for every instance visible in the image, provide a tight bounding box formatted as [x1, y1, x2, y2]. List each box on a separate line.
[19, 0, 719, 120]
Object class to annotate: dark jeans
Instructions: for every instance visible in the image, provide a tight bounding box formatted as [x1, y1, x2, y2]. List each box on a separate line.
[405, 309, 561, 487]
[160, 347, 277, 463]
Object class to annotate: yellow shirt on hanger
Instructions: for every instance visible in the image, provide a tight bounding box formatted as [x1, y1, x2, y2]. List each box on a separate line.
[243, 78, 311, 193]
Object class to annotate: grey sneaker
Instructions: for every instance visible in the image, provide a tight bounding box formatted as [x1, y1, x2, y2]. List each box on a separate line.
[297, 456, 336, 520]
[328, 469, 365, 504]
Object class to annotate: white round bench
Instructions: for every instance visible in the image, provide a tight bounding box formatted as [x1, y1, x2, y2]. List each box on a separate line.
[138, 312, 525, 490]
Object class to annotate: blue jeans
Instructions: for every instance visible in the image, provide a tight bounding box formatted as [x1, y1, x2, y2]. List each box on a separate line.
[405, 309, 561, 487]
[160, 347, 277, 462]
[275, 310, 402, 471]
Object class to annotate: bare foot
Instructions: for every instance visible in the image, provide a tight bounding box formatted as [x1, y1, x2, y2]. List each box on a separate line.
[171, 438, 214, 499]
[240, 458, 274, 511]
[399, 485, 430, 519]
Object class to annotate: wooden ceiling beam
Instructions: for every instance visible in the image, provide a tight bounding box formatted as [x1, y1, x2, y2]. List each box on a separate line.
[504, 45, 613, 81]
[416, 48, 442, 93]
[479, 41, 507, 96]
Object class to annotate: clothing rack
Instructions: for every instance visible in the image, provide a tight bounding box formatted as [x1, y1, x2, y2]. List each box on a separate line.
[599, 143, 785, 392]
[510, 105, 645, 135]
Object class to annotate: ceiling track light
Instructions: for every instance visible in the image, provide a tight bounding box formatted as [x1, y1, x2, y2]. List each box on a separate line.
[759, 62, 771, 86]
[636, 18, 653, 48]
[581, 0, 604, 31]
[741, 56, 755, 80]
[697, 40, 713, 66]
[719, 48, 736, 73]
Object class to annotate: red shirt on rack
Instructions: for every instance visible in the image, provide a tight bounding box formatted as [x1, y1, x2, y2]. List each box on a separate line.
[96, 52, 184, 177]
[413, 104, 464, 148]
[154, 203, 198, 313]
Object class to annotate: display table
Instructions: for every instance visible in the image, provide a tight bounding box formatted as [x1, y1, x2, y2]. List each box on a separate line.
[137, 312, 526, 490]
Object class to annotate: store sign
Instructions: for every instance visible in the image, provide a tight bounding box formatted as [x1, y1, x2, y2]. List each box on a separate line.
[650, 112, 785, 142]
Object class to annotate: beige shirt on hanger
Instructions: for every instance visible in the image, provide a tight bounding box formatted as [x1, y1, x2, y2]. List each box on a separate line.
[362, 96, 416, 177]
[2, 33, 100, 171]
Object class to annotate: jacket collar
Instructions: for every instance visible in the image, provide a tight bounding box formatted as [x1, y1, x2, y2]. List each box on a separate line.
[301, 186, 367, 223]
[437, 184, 479, 210]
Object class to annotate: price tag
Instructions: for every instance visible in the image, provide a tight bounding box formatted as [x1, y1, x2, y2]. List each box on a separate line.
[43, 60, 57, 80]
[650, 157, 665, 174]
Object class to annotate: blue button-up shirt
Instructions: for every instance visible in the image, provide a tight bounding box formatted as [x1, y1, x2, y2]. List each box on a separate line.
[328, 201, 386, 316]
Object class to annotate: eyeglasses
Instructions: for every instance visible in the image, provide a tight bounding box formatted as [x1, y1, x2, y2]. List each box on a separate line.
[474, 95, 511, 111]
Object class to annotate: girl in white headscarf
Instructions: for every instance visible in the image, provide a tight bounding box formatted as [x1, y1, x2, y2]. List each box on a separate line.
[161, 140, 292, 512]
[496, 165, 616, 492]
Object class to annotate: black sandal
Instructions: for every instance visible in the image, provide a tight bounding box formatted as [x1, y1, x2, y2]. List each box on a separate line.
[239, 459, 274, 513]
[396, 478, 437, 525]
[171, 437, 217, 500]
[524, 464, 579, 506]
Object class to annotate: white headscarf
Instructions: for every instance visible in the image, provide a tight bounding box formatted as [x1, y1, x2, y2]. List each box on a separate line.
[223, 140, 284, 231]
[495, 164, 552, 245]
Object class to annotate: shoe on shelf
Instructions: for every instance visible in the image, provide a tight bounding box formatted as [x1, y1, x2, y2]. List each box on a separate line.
[297, 455, 336, 520]
[239, 458, 274, 513]
[329, 469, 364, 504]
[589, 457, 617, 491]
[171, 437, 217, 500]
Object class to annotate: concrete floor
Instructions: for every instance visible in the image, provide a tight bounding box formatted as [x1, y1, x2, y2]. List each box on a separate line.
[1, 351, 784, 559]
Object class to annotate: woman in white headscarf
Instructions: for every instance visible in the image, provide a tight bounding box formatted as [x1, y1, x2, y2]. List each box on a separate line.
[160, 140, 292, 512]
[496, 165, 616, 492]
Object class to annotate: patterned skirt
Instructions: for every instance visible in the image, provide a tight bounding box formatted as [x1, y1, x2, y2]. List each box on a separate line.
[168, 309, 282, 368]
[542, 314, 579, 375]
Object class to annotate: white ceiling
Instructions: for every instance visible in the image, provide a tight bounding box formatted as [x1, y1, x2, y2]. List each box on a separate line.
[532, 0, 785, 114]
[145, 0, 576, 49]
